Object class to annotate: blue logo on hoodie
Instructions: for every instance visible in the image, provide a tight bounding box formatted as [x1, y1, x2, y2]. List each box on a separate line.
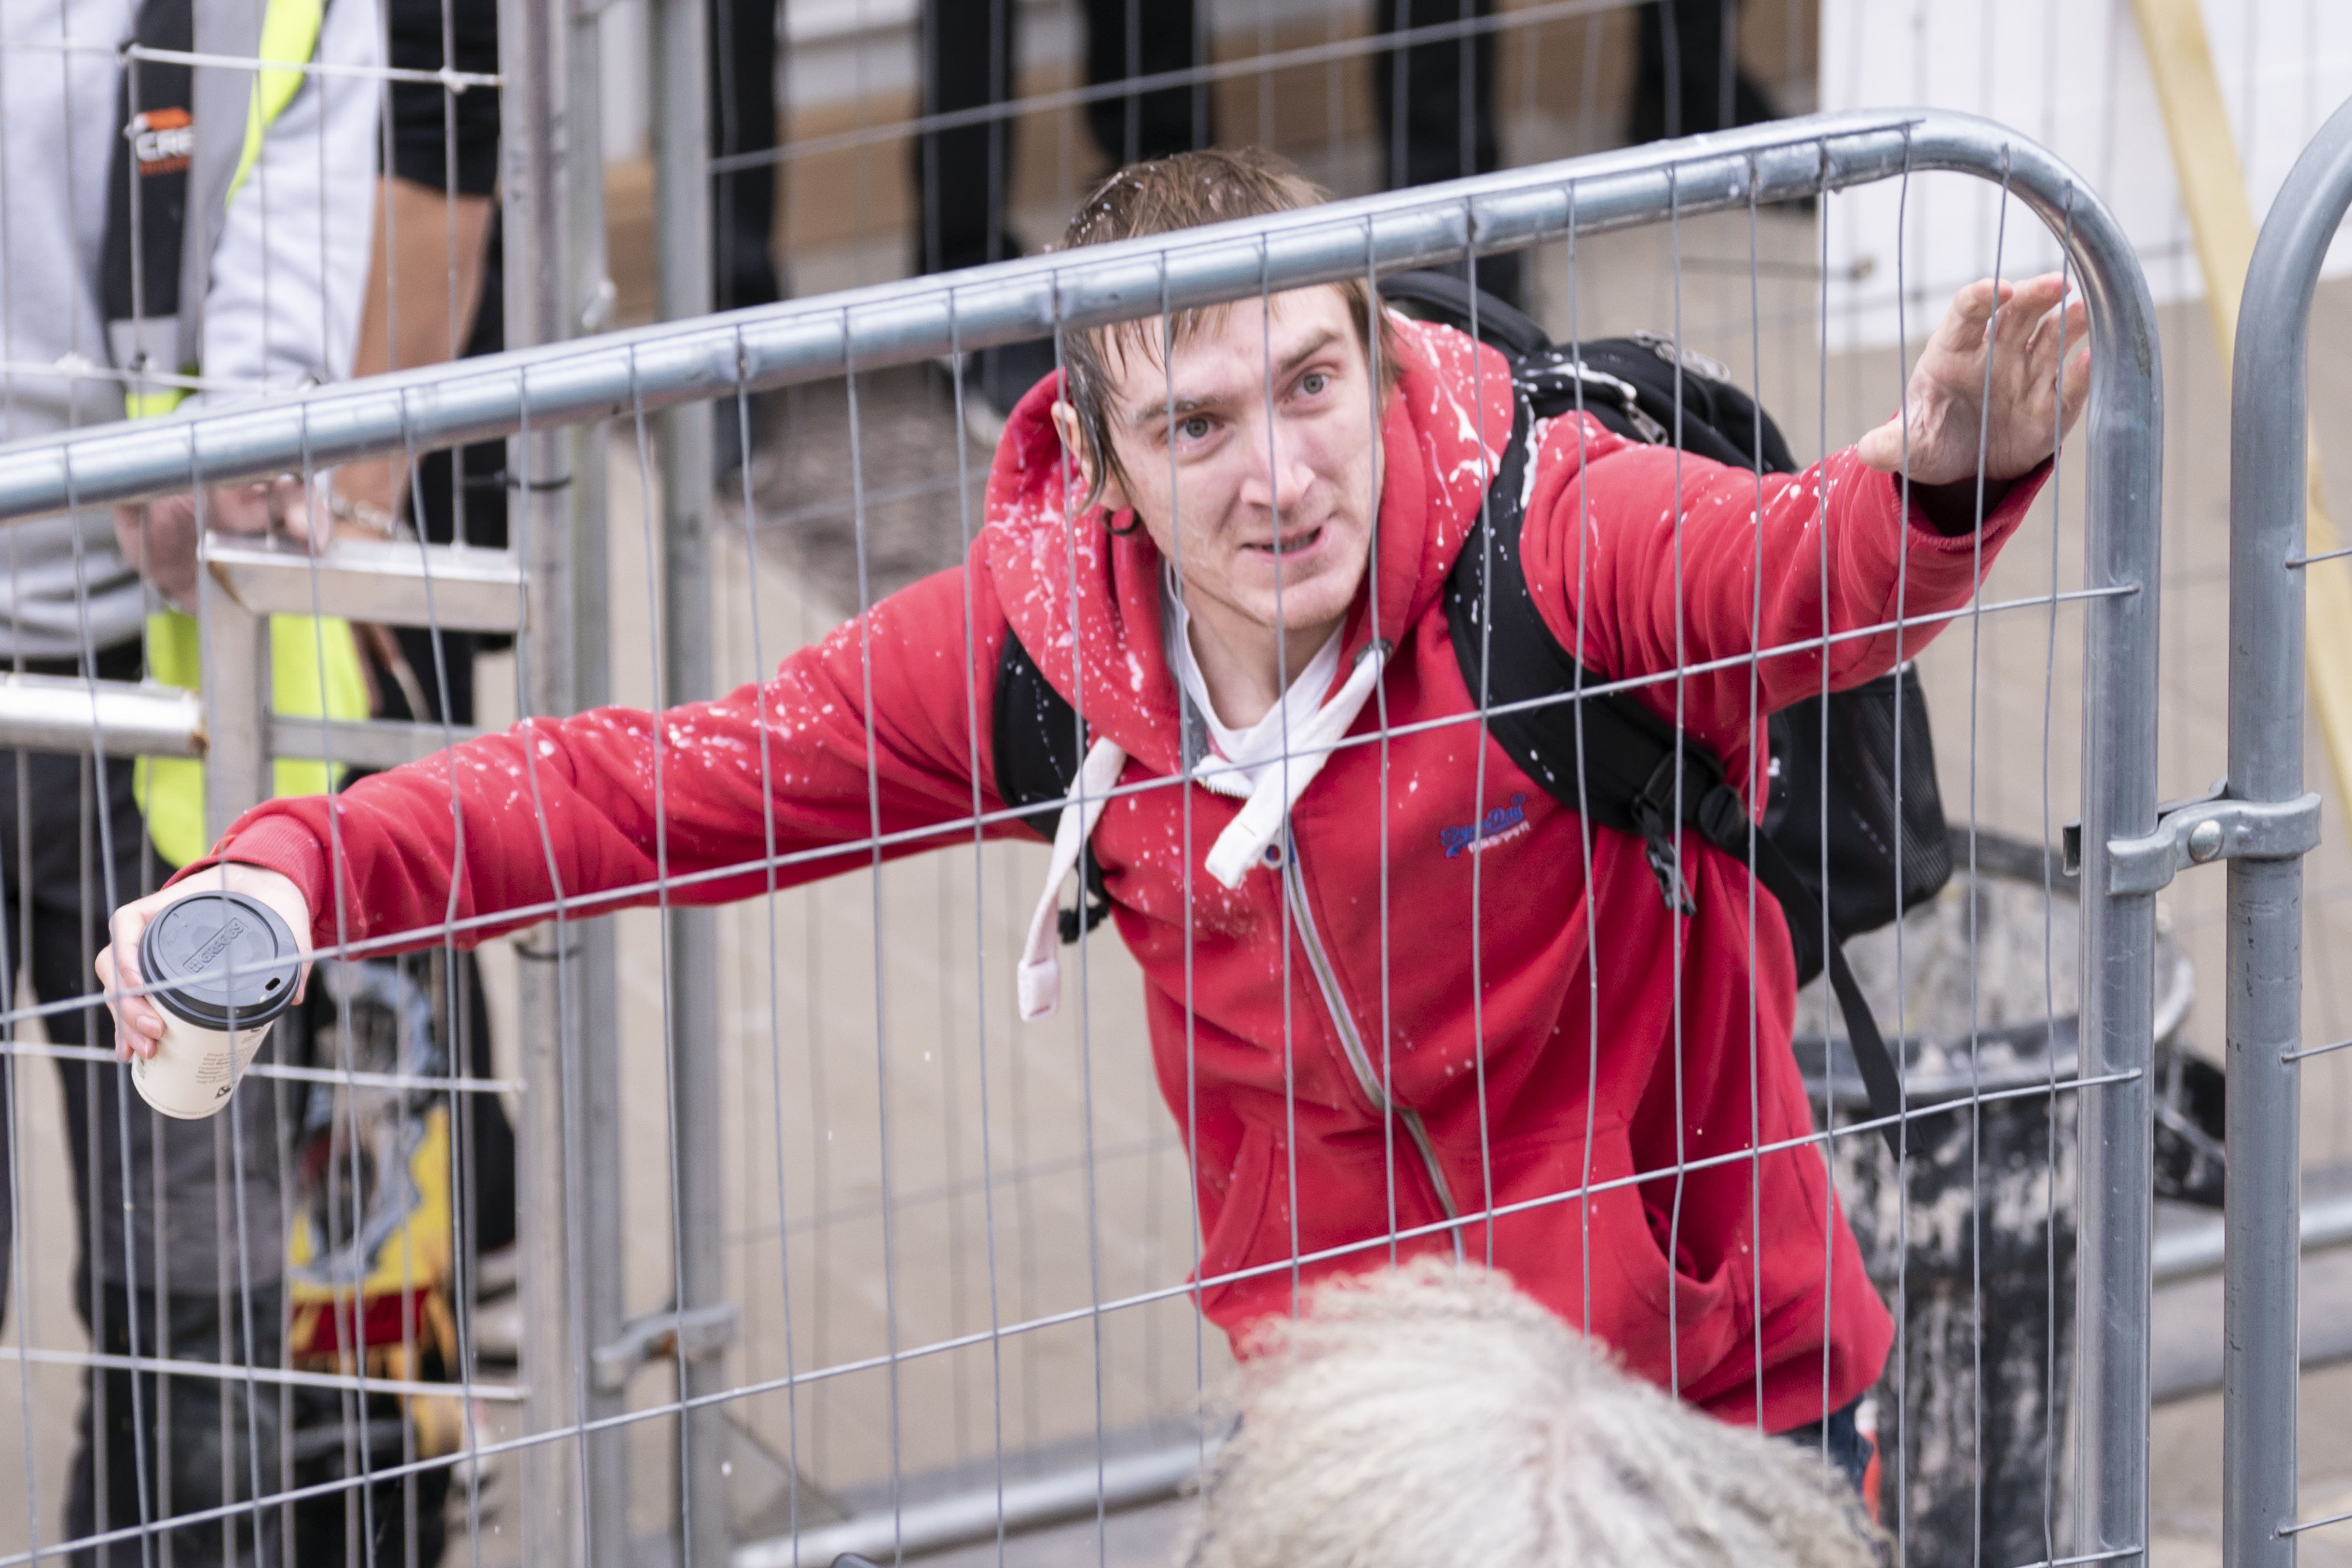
[1439, 793, 1529, 858]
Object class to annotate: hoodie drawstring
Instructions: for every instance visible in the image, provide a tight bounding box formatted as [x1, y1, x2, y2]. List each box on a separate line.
[1018, 737, 1129, 1021]
[1017, 641, 1390, 1023]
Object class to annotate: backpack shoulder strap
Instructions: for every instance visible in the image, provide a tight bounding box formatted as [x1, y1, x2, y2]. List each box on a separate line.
[992, 633, 1111, 942]
[1442, 385, 1740, 912]
[103, 0, 196, 391]
[1447, 378, 1912, 1155]
[1375, 269, 1553, 359]
[993, 632, 1082, 840]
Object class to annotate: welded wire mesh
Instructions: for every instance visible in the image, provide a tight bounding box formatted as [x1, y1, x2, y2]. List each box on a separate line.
[0, 4, 509, 1565]
[0, 91, 2178, 1568]
[0, 0, 2275, 1554]
[1812, 33, 2352, 1567]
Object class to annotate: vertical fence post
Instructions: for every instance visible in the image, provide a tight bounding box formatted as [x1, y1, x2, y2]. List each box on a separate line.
[650, 1, 730, 1563]
[499, 0, 587, 1560]
[2069, 432, 2164, 1560]
[2226, 94, 2352, 1568]
[197, 587, 270, 837]
[2069, 239, 2165, 1568]
[564, 4, 631, 1564]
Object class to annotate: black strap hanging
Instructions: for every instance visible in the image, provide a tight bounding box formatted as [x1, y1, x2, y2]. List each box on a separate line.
[101, 0, 197, 379]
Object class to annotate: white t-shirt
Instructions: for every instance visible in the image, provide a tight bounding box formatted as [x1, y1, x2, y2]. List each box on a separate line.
[1163, 566, 1342, 794]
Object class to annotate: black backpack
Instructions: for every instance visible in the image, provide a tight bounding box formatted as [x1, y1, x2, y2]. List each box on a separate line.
[994, 271, 1950, 1154]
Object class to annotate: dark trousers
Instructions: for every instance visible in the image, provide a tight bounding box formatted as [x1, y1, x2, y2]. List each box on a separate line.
[0, 640, 287, 1565]
[1375, 0, 1501, 193]
[914, 0, 1209, 275]
[1629, 0, 1778, 143]
[711, 0, 783, 312]
[1374, 0, 1518, 304]
[66, 1282, 286, 1568]
[913, 0, 1522, 296]
[1784, 1397, 1875, 1498]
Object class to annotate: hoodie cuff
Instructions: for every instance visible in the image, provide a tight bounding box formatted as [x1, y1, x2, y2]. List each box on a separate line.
[166, 815, 335, 947]
[1897, 456, 2051, 550]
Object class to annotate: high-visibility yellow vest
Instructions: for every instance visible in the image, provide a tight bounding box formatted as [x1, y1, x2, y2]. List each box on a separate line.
[122, 0, 370, 868]
[135, 610, 369, 867]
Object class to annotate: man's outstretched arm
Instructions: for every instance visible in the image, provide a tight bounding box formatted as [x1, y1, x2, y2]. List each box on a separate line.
[1523, 273, 2091, 741]
[99, 564, 1004, 1054]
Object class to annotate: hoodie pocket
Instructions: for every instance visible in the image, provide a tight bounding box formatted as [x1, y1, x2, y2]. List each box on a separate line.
[1589, 1119, 1740, 1380]
[1194, 1124, 1275, 1321]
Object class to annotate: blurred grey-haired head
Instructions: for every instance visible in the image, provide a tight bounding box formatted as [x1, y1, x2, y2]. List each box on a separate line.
[1181, 1259, 1881, 1568]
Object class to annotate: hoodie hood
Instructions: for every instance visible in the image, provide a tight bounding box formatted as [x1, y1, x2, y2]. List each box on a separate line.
[977, 314, 1519, 777]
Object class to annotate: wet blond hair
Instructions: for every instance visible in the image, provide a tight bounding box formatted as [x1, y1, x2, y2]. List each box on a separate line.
[1055, 146, 1401, 510]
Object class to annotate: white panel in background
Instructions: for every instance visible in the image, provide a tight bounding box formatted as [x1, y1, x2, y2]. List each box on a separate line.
[1816, 0, 2352, 351]
[603, 0, 651, 162]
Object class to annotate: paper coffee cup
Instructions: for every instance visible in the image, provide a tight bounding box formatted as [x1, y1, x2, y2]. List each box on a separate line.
[131, 889, 300, 1120]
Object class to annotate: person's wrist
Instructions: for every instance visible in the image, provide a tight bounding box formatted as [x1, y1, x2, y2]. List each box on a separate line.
[1907, 472, 2016, 536]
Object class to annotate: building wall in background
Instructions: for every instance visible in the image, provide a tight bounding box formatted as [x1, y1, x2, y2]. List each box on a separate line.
[1819, 0, 2352, 349]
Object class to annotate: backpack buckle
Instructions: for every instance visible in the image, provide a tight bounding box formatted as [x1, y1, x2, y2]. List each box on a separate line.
[1627, 794, 1696, 917]
[1642, 830, 1696, 916]
[1629, 756, 1703, 917]
[1619, 398, 1671, 447]
[1631, 329, 1735, 384]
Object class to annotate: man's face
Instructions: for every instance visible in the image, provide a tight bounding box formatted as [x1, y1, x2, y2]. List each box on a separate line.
[1087, 287, 1383, 643]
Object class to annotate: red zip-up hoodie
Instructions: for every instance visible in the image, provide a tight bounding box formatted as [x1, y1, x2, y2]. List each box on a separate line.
[194, 317, 2039, 1429]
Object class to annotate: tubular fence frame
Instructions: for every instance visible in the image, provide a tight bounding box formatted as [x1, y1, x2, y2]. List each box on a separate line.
[2226, 90, 2352, 1568]
[0, 107, 2168, 1568]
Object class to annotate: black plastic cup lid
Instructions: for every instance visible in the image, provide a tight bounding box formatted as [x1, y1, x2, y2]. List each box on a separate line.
[138, 890, 300, 1032]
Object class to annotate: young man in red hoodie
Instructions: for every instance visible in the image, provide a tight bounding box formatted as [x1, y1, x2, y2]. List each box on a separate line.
[99, 149, 2086, 1444]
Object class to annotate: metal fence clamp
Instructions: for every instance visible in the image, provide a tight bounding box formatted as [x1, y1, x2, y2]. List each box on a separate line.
[588, 1302, 741, 1396]
[2079, 790, 2324, 894]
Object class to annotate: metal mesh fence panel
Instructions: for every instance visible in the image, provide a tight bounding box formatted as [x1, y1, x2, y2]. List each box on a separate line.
[0, 30, 2173, 1568]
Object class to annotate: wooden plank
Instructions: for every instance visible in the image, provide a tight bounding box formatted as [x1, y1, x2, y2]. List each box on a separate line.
[2132, 0, 2352, 812]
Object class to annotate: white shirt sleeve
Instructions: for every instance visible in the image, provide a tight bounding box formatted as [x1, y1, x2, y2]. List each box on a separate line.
[193, 0, 383, 403]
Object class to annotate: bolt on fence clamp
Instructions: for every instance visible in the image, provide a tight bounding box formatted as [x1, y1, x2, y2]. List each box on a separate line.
[2066, 787, 2323, 895]
[591, 1302, 739, 1394]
